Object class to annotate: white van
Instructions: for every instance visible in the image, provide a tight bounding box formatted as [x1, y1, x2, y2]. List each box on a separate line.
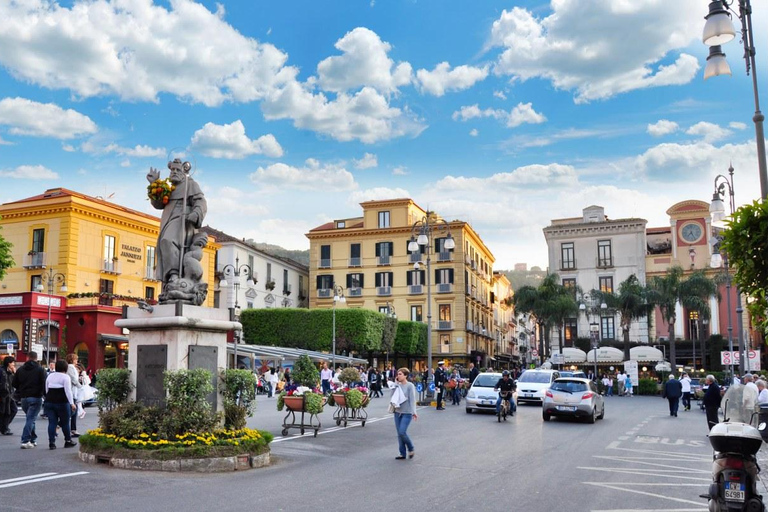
[516, 369, 560, 404]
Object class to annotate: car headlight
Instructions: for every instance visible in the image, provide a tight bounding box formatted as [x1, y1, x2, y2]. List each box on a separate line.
[467, 391, 476, 399]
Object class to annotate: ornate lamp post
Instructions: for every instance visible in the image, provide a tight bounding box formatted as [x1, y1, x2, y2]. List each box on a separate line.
[332, 284, 346, 369]
[219, 256, 254, 368]
[408, 212, 455, 373]
[579, 293, 606, 380]
[37, 269, 67, 363]
[710, 165, 746, 375]
[702, 0, 768, 199]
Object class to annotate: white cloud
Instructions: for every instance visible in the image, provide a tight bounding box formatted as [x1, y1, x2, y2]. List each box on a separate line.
[349, 187, 410, 204]
[415, 62, 488, 97]
[105, 144, 166, 158]
[452, 102, 546, 128]
[120, 159, 131, 167]
[435, 164, 578, 192]
[204, 186, 270, 218]
[488, 1, 704, 103]
[189, 120, 283, 159]
[0, 135, 12, 146]
[316, 27, 412, 94]
[249, 159, 356, 191]
[62, 144, 75, 152]
[730, 121, 748, 130]
[633, 139, 756, 182]
[685, 122, 731, 143]
[647, 119, 679, 137]
[0, 1, 292, 106]
[493, 90, 507, 100]
[0, 97, 97, 139]
[469, 129, 479, 137]
[353, 153, 378, 169]
[392, 166, 408, 175]
[0, 164, 59, 180]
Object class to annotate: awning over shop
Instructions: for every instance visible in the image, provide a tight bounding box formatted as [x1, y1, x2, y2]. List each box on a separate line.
[97, 334, 129, 344]
[228, 343, 368, 365]
[630, 346, 664, 362]
[655, 361, 672, 372]
[550, 347, 587, 363]
[586, 346, 625, 363]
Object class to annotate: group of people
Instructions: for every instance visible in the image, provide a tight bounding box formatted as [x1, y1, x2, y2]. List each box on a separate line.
[433, 361, 480, 409]
[599, 371, 634, 397]
[0, 351, 93, 450]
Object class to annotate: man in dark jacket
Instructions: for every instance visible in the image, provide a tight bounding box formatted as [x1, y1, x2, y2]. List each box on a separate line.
[468, 363, 479, 385]
[435, 361, 447, 410]
[0, 356, 17, 435]
[703, 374, 722, 431]
[662, 374, 683, 417]
[12, 351, 46, 448]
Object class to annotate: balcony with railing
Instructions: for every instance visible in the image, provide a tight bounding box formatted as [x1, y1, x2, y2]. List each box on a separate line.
[319, 258, 331, 269]
[436, 320, 453, 330]
[408, 252, 421, 263]
[101, 259, 121, 275]
[376, 286, 392, 296]
[436, 283, 453, 293]
[408, 284, 423, 295]
[317, 288, 332, 298]
[144, 267, 160, 281]
[466, 321, 474, 332]
[596, 257, 614, 269]
[348, 257, 361, 267]
[348, 287, 362, 297]
[282, 284, 292, 296]
[436, 251, 452, 262]
[377, 255, 391, 266]
[23, 252, 47, 269]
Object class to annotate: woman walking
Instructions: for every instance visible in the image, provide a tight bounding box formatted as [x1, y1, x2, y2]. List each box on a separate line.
[44, 360, 77, 450]
[392, 368, 418, 460]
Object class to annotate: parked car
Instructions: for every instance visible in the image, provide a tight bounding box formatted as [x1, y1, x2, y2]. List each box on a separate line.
[516, 369, 560, 404]
[542, 377, 605, 423]
[559, 371, 587, 379]
[689, 378, 702, 395]
[465, 372, 517, 414]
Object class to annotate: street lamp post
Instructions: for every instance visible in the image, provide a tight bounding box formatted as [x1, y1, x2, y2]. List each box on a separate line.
[710, 164, 746, 376]
[579, 294, 606, 380]
[219, 256, 254, 369]
[385, 301, 396, 369]
[37, 269, 67, 364]
[409, 212, 455, 373]
[702, 0, 768, 199]
[332, 284, 345, 370]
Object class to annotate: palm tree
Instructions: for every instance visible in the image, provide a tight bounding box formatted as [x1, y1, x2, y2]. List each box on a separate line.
[593, 274, 651, 361]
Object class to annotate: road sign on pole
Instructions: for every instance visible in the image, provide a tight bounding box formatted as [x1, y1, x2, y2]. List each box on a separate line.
[531, 349, 539, 357]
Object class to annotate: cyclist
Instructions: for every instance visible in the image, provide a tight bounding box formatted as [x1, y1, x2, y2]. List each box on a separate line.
[494, 370, 517, 416]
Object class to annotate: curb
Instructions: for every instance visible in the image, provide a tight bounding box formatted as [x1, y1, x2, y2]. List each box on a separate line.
[78, 450, 270, 472]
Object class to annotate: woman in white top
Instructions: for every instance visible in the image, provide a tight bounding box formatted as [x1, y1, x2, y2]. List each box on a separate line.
[756, 380, 768, 406]
[66, 354, 83, 436]
[44, 360, 76, 450]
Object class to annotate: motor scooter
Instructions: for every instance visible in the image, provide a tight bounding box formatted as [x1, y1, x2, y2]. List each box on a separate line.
[703, 384, 765, 512]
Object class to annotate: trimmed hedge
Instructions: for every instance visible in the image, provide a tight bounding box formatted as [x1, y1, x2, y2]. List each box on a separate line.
[393, 321, 428, 356]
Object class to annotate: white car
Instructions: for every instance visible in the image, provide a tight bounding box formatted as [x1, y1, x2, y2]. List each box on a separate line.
[516, 369, 561, 404]
[465, 373, 517, 414]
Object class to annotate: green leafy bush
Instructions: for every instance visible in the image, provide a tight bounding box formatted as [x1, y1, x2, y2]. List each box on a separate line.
[345, 389, 366, 409]
[337, 367, 360, 385]
[99, 402, 163, 439]
[638, 378, 659, 395]
[293, 354, 319, 388]
[303, 392, 324, 414]
[160, 369, 219, 437]
[96, 368, 133, 411]
[220, 369, 257, 430]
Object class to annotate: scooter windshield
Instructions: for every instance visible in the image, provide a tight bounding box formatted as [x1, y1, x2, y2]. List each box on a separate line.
[722, 384, 759, 426]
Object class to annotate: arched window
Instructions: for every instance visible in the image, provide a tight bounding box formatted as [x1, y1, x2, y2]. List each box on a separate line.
[0, 329, 19, 345]
[74, 342, 89, 370]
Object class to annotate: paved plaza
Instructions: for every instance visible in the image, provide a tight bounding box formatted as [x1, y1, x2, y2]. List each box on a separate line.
[2, 394, 763, 511]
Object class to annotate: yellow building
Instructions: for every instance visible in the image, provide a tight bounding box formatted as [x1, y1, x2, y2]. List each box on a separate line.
[0, 188, 217, 369]
[306, 198, 497, 369]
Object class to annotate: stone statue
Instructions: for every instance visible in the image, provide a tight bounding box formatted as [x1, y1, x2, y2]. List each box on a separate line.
[146, 159, 208, 305]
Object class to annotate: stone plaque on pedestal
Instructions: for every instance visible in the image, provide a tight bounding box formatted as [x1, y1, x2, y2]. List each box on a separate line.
[189, 345, 218, 411]
[137, 345, 167, 407]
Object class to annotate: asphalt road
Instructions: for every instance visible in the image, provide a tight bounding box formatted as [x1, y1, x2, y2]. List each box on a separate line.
[0, 394, 740, 511]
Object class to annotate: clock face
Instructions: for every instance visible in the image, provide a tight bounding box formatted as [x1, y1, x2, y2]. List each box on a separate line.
[680, 222, 703, 243]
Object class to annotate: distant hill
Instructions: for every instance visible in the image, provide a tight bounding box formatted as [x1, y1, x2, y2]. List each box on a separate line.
[498, 268, 547, 291]
[252, 242, 310, 267]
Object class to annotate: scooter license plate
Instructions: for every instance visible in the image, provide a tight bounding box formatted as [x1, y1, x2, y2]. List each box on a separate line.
[724, 482, 745, 502]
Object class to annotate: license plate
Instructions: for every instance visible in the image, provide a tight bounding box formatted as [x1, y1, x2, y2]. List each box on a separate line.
[524, 393, 533, 398]
[556, 406, 576, 411]
[483, 400, 493, 405]
[725, 483, 745, 502]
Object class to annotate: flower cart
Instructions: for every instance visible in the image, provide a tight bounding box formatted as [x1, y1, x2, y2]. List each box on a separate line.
[279, 392, 325, 437]
[330, 389, 370, 427]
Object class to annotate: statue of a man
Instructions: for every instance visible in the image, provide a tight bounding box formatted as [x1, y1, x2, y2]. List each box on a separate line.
[147, 159, 208, 305]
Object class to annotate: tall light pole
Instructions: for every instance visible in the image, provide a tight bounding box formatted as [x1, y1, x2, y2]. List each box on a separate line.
[579, 293, 606, 380]
[702, 0, 768, 199]
[219, 256, 254, 368]
[385, 301, 396, 369]
[332, 283, 345, 370]
[409, 212, 455, 373]
[37, 269, 67, 364]
[710, 165, 747, 375]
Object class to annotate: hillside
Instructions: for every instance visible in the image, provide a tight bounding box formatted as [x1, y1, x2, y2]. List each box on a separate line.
[498, 268, 547, 291]
[252, 242, 310, 267]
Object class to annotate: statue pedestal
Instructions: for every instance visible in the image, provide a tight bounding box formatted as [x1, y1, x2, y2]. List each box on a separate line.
[115, 304, 240, 413]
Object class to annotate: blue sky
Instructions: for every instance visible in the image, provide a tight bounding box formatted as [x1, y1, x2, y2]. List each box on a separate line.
[0, 0, 766, 269]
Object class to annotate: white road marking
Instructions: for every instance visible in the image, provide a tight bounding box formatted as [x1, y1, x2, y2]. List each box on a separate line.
[591, 458, 710, 473]
[584, 482, 706, 505]
[0, 473, 56, 484]
[592, 509, 707, 511]
[0, 472, 89, 489]
[606, 444, 710, 460]
[578, 467, 710, 481]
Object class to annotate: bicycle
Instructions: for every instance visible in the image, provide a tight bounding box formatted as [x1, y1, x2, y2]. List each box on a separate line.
[497, 390, 512, 422]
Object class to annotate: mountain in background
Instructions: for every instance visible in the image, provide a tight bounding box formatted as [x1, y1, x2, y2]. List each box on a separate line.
[498, 267, 547, 291]
[253, 242, 310, 267]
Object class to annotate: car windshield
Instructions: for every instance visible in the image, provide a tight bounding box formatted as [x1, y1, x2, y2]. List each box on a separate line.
[551, 380, 588, 393]
[518, 372, 552, 384]
[559, 371, 573, 377]
[473, 375, 501, 388]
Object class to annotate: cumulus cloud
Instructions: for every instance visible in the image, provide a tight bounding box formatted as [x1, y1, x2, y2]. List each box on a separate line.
[249, 159, 356, 191]
[205, 186, 270, 218]
[685, 122, 731, 143]
[435, 164, 578, 192]
[469, 129, 479, 137]
[493, 90, 507, 100]
[0, 164, 59, 179]
[647, 119, 679, 137]
[0, 97, 97, 139]
[349, 187, 410, 204]
[353, 152, 378, 169]
[392, 166, 408, 175]
[189, 120, 283, 159]
[488, 1, 704, 103]
[105, 144, 166, 158]
[452, 102, 546, 128]
[633, 139, 756, 182]
[730, 121, 747, 130]
[316, 27, 412, 94]
[415, 62, 488, 97]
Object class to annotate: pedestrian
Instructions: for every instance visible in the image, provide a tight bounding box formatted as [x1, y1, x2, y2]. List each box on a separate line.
[680, 372, 692, 411]
[368, 368, 378, 398]
[0, 356, 17, 435]
[469, 362, 479, 385]
[625, 374, 633, 397]
[267, 368, 277, 398]
[12, 351, 46, 449]
[757, 380, 768, 405]
[662, 374, 683, 417]
[450, 368, 461, 405]
[743, 374, 758, 412]
[66, 353, 83, 437]
[320, 362, 332, 395]
[434, 361, 447, 410]
[44, 360, 77, 450]
[391, 367, 417, 460]
[703, 374, 722, 430]
[616, 371, 626, 396]
[283, 367, 292, 387]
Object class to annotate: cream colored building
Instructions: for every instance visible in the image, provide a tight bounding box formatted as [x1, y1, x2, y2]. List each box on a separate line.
[306, 198, 497, 368]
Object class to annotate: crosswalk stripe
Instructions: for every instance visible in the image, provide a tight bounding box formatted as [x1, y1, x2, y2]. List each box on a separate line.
[0, 472, 89, 489]
[0, 473, 57, 485]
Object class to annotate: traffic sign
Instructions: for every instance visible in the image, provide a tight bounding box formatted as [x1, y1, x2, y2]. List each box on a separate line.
[416, 383, 423, 393]
[5, 343, 13, 354]
[428, 382, 435, 392]
[531, 349, 539, 357]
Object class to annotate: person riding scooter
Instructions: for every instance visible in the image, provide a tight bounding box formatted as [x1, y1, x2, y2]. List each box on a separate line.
[494, 370, 516, 416]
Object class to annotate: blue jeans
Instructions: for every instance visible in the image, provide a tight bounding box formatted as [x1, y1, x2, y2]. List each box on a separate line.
[44, 402, 72, 444]
[394, 413, 414, 457]
[495, 395, 514, 414]
[20, 397, 42, 444]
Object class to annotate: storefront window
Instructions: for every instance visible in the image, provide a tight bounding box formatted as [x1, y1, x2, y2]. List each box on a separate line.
[104, 344, 117, 368]
[74, 342, 89, 370]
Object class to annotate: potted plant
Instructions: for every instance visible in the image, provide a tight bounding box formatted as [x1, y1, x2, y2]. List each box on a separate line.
[277, 355, 324, 413]
[266, 280, 276, 291]
[328, 367, 369, 408]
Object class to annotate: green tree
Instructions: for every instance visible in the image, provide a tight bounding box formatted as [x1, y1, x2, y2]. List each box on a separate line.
[593, 274, 652, 361]
[0, 217, 13, 281]
[513, 274, 576, 359]
[721, 199, 768, 338]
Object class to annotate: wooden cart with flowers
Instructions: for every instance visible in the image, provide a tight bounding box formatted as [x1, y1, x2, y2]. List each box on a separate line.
[277, 389, 325, 437]
[328, 387, 370, 427]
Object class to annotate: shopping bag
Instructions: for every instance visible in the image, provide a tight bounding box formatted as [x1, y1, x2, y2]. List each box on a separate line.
[77, 402, 86, 419]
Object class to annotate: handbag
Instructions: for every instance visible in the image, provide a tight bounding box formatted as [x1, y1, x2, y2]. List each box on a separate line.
[77, 402, 86, 419]
[387, 402, 397, 414]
